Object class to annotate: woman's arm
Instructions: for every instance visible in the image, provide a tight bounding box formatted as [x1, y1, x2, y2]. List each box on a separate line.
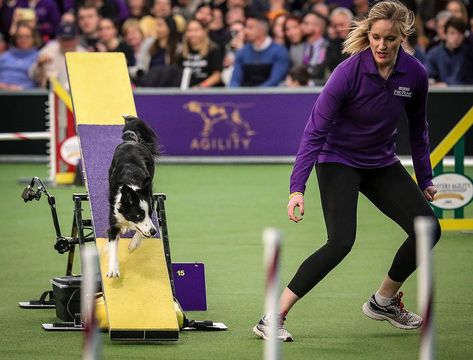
[289, 66, 350, 194]
[198, 70, 221, 87]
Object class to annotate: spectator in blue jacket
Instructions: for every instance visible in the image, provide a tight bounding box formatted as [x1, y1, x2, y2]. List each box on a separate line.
[0, 21, 39, 90]
[230, 14, 290, 87]
[426, 17, 473, 86]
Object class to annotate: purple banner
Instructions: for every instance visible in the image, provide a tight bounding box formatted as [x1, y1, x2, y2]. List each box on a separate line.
[134, 92, 318, 157]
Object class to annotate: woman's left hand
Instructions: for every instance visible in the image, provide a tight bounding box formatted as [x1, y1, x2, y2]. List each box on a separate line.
[423, 186, 437, 202]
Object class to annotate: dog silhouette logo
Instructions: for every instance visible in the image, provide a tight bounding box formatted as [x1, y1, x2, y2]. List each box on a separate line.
[184, 101, 256, 139]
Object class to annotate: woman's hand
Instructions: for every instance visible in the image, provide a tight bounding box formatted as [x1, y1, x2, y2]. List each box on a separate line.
[423, 185, 437, 202]
[288, 194, 304, 223]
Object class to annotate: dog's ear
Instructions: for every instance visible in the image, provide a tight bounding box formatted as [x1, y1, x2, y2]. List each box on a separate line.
[122, 114, 138, 123]
[120, 184, 136, 206]
[142, 177, 152, 191]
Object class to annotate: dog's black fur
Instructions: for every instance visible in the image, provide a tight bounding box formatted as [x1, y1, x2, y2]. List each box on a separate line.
[106, 115, 159, 277]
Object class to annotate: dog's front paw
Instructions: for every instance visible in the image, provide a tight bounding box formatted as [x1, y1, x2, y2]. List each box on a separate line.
[106, 265, 120, 278]
[128, 232, 143, 252]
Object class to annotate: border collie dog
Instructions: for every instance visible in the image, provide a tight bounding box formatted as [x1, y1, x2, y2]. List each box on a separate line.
[107, 115, 159, 278]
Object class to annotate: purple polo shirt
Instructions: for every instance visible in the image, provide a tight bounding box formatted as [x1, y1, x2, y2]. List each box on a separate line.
[290, 47, 433, 194]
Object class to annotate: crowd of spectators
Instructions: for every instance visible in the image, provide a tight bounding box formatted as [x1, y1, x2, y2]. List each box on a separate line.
[0, 0, 473, 90]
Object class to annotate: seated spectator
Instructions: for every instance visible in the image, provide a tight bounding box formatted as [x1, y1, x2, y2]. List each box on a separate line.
[351, 0, 369, 18]
[77, 4, 101, 50]
[173, 0, 193, 21]
[266, 0, 288, 23]
[9, 7, 37, 39]
[325, 7, 352, 73]
[127, 0, 150, 19]
[0, 0, 16, 42]
[226, 6, 246, 27]
[61, 10, 75, 24]
[83, 0, 129, 25]
[16, 0, 60, 42]
[222, 20, 245, 85]
[209, 6, 231, 49]
[230, 14, 289, 87]
[301, 11, 329, 84]
[134, 15, 178, 74]
[403, 32, 426, 64]
[426, 10, 451, 51]
[31, 22, 87, 88]
[312, 3, 330, 18]
[271, 13, 287, 46]
[283, 15, 304, 66]
[195, 2, 213, 28]
[446, 0, 469, 24]
[0, 21, 39, 90]
[177, 19, 223, 87]
[426, 17, 473, 86]
[122, 18, 149, 69]
[285, 64, 309, 87]
[97, 17, 135, 66]
[140, 0, 186, 37]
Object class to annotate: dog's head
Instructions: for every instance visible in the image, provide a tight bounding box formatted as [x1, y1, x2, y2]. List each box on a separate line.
[116, 183, 157, 238]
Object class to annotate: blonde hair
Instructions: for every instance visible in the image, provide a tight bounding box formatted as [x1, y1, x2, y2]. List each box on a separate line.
[182, 19, 215, 58]
[122, 18, 144, 38]
[342, 0, 415, 55]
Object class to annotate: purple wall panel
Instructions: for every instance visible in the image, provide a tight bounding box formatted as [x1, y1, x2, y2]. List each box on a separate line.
[134, 93, 318, 157]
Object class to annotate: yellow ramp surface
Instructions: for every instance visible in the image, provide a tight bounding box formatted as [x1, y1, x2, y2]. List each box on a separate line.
[96, 238, 178, 340]
[65, 52, 136, 125]
[66, 52, 178, 341]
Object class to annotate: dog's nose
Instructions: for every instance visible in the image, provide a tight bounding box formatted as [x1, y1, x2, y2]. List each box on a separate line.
[150, 228, 157, 236]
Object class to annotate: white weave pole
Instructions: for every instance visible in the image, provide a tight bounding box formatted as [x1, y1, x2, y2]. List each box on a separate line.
[415, 217, 435, 360]
[81, 246, 101, 360]
[263, 228, 283, 360]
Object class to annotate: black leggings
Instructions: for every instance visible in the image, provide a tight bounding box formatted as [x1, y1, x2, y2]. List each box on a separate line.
[287, 162, 441, 298]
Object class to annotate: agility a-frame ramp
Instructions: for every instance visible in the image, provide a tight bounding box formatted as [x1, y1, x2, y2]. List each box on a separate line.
[66, 52, 179, 341]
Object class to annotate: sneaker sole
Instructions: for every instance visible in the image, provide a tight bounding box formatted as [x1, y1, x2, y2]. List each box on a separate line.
[362, 302, 421, 330]
[252, 326, 294, 342]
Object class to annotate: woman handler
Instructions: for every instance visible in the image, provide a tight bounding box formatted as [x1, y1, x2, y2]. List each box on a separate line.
[253, 0, 441, 342]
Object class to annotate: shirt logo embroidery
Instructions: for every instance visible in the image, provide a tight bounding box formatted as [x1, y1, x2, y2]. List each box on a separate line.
[393, 86, 412, 98]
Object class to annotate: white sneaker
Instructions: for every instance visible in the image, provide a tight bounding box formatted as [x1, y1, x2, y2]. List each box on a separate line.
[253, 314, 294, 342]
[362, 292, 422, 330]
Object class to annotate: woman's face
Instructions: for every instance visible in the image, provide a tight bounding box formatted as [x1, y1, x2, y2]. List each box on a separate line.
[156, 18, 170, 39]
[272, 15, 287, 39]
[186, 21, 206, 47]
[446, 1, 466, 22]
[124, 25, 143, 47]
[368, 19, 403, 69]
[98, 19, 117, 43]
[15, 25, 35, 50]
[284, 18, 302, 44]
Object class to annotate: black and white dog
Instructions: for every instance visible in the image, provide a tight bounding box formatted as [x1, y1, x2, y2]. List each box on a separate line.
[107, 115, 158, 278]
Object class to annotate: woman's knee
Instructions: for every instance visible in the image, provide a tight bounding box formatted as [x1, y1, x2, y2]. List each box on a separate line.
[326, 239, 354, 258]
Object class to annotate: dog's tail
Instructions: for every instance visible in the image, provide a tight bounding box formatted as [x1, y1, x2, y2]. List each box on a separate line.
[121, 115, 159, 157]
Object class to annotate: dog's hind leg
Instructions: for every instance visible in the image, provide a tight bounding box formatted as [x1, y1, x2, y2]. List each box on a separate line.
[107, 226, 121, 278]
[128, 231, 143, 252]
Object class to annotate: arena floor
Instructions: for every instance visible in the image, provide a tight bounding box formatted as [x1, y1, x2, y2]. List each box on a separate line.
[1, 163, 472, 359]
